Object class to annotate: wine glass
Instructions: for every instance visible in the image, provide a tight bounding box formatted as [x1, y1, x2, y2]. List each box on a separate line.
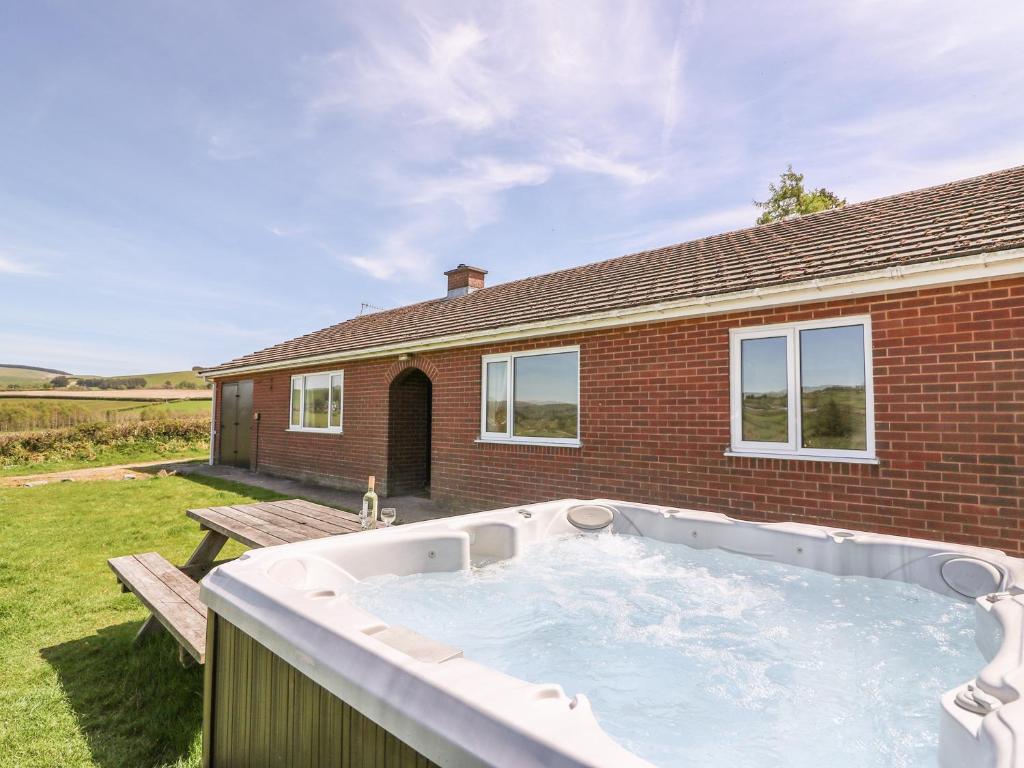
[380, 507, 397, 528]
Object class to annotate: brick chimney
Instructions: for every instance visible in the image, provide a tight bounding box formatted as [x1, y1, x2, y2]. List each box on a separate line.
[444, 264, 487, 298]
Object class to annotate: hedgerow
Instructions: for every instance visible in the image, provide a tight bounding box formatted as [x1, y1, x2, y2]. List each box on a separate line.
[0, 418, 210, 468]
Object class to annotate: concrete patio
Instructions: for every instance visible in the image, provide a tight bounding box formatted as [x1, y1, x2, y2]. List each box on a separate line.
[174, 462, 470, 525]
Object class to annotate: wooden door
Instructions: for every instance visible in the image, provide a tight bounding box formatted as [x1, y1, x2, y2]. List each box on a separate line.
[219, 380, 253, 468]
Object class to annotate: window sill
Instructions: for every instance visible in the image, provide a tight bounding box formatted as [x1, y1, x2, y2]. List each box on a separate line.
[476, 437, 581, 449]
[724, 449, 879, 465]
[286, 427, 343, 435]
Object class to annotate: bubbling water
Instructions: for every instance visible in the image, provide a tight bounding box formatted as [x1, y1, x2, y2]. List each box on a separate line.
[350, 533, 981, 767]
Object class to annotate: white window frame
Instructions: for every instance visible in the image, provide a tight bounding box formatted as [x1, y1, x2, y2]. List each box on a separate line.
[728, 316, 876, 463]
[479, 345, 581, 447]
[288, 371, 344, 433]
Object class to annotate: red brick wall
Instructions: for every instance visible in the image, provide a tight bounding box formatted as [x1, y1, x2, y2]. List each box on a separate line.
[215, 277, 1024, 554]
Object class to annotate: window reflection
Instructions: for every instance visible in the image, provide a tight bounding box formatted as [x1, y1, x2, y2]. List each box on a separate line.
[329, 374, 342, 428]
[485, 361, 508, 433]
[303, 373, 330, 429]
[800, 325, 867, 450]
[741, 336, 788, 443]
[512, 352, 578, 439]
[291, 378, 302, 427]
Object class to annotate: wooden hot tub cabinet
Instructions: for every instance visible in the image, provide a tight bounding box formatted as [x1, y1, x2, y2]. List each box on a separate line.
[202, 612, 440, 767]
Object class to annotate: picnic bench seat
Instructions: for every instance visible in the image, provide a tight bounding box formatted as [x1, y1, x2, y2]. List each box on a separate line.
[109, 499, 364, 666]
[108, 552, 207, 664]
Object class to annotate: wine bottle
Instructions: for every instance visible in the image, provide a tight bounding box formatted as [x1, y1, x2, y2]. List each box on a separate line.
[361, 475, 379, 530]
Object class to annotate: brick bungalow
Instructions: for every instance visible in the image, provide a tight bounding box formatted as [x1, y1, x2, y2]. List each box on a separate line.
[198, 166, 1024, 554]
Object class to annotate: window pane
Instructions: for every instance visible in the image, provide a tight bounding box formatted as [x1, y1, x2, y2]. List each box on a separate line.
[330, 374, 343, 428]
[303, 374, 330, 429]
[800, 325, 867, 450]
[485, 361, 508, 433]
[291, 378, 302, 426]
[741, 337, 789, 443]
[513, 352, 578, 439]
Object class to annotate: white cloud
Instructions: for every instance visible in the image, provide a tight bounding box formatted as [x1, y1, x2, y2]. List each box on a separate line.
[832, 0, 1024, 67]
[836, 140, 1024, 204]
[555, 140, 659, 186]
[599, 205, 755, 256]
[0, 253, 45, 275]
[341, 229, 436, 282]
[403, 156, 551, 227]
[315, 1, 694, 146]
[339, 156, 552, 281]
[311, 18, 517, 132]
[297, 0, 1024, 285]
[302, 1, 698, 281]
[267, 224, 306, 238]
[206, 132, 258, 161]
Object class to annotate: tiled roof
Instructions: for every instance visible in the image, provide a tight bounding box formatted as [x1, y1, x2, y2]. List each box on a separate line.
[204, 165, 1024, 374]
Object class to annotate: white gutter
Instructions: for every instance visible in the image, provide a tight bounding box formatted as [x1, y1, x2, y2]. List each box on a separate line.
[199, 248, 1024, 379]
[208, 387, 216, 465]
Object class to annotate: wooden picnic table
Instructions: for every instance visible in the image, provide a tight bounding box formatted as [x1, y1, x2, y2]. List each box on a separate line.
[181, 498, 364, 577]
[118, 498, 363, 663]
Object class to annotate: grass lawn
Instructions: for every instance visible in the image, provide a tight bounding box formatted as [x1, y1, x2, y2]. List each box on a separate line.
[0, 474, 286, 767]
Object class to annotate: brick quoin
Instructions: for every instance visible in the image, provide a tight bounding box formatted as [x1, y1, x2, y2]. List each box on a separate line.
[213, 276, 1024, 555]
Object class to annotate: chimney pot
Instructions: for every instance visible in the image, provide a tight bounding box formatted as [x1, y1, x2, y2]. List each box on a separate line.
[444, 264, 487, 298]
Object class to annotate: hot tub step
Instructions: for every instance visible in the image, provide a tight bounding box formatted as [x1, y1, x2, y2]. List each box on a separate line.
[367, 625, 463, 664]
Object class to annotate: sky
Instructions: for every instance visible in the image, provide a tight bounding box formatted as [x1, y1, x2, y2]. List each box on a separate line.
[1, 1, 1023, 376]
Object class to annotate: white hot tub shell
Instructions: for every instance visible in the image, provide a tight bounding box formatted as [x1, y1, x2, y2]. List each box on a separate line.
[201, 500, 1024, 768]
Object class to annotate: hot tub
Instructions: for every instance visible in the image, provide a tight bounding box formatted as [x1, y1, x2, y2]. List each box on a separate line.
[200, 500, 1024, 767]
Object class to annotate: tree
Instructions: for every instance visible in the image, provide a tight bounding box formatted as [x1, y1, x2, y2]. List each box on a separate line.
[754, 165, 846, 225]
[50, 375, 70, 388]
[813, 395, 852, 439]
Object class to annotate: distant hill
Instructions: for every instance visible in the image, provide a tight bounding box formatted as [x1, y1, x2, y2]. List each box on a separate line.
[70, 370, 210, 390]
[0, 364, 70, 375]
[136, 370, 209, 388]
[1, 366, 209, 391]
[0, 366, 66, 388]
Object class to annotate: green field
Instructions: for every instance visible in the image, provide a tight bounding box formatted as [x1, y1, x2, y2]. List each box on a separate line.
[0, 475, 285, 767]
[137, 370, 208, 388]
[72, 370, 209, 389]
[0, 398, 211, 433]
[0, 366, 63, 388]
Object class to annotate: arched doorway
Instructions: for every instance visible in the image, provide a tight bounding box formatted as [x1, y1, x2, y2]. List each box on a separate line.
[386, 368, 432, 496]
